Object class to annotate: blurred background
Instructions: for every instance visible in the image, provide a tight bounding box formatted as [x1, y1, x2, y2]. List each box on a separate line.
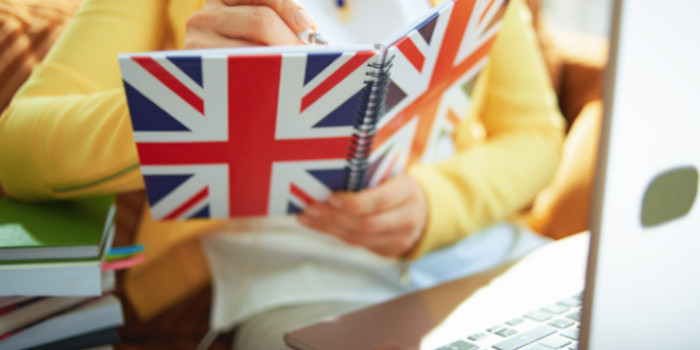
[543, 0, 611, 37]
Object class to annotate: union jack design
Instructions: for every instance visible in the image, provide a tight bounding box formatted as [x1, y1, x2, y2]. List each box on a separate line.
[119, 0, 506, 220]
[121, 49, 381, 219]
[363, 0, 507, 187]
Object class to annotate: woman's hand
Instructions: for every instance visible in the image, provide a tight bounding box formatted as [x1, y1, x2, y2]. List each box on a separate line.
[183, 0, 317, 49]
[297, 174, 429, 257]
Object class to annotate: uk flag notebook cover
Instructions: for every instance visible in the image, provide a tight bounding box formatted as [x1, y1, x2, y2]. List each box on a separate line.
[119, 0, 506, 220]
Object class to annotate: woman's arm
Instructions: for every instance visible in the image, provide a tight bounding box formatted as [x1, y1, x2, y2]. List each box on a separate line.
[405, 0, 565, 258]
[0, 0, 319, 201]
[0, 0, 168, 200]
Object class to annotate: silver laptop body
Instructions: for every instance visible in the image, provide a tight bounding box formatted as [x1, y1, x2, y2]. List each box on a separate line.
[285, 1, 700, 348]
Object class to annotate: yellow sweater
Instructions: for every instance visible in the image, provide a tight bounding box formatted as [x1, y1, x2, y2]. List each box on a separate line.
[0, 0, 563, 319]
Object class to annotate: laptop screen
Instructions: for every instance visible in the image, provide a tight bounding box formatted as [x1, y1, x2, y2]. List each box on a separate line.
[581, 0, 700, 348]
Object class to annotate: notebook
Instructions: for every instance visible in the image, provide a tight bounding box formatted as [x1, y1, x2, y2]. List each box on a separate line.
[0, 226, 116, 297]
[284, 0, 700, 349]
[118, 0, 507, 219]
[0, 196, 116, 261]
[0, 196, 118, 296]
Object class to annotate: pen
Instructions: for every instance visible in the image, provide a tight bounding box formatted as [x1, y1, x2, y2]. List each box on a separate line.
[297, 29, 329, 45]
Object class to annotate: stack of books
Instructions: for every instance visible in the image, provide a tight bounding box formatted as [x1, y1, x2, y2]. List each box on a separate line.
[0, 196, 144, 350]
[0, 273, 122, 350]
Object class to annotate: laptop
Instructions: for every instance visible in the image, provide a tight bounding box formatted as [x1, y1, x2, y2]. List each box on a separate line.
[284, 0, 700, 349]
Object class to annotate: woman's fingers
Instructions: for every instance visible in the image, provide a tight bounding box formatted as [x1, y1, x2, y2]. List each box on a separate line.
[298, 175, 429, 257]
[183, 0, 317, 49]
[222, 0, 317, 33]
[213, 5, 303, 46]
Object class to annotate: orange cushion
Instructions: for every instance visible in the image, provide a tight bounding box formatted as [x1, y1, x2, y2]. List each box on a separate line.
[0, 0, 82, 113]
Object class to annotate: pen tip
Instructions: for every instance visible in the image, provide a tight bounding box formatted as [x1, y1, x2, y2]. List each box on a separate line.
[311, 33, 329, 46]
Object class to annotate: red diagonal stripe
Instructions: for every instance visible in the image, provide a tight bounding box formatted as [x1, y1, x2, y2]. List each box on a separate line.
[446, 107, 461, 126]
[430, 0, 478, 85]
[373, 38, 494, 157]
[479, 0, 496, 24]
[396, 37, 425, 73]
[132, 56, 204, 115]
[378, 154, 400, 185]
[373, 0, 492, 164]
[300, 51, 374, 112]
[290, 183, 316, 206]
[163, 186, 209, 220]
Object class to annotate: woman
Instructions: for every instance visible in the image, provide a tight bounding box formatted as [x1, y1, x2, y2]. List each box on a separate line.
[0, 0, 563, 348]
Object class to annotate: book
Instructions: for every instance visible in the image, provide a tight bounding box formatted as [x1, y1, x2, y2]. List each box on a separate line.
[0, 196, 116, 261]
[0, 297, 31, 310]
[24, 327, 120, 350]
[119, 0, 506, 219]
[0, 294, 124, 350]
[0, 296, 91, 337]
[0, 260, 103, 297]
[0, 271, 116, 336]
[0, 227, 116, 297]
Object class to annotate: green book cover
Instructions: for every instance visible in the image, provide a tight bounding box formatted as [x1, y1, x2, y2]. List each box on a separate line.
[0, 196, 116, 261]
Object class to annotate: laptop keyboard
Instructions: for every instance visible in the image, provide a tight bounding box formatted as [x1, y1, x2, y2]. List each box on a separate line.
[434, 292, 583, 350]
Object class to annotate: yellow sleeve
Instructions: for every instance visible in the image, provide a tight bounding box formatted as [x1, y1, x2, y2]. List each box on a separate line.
[0, 0, 168, 200]
[406, 0, 565, 259]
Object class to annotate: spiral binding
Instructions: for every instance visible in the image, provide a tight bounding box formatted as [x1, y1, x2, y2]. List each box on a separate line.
[345, 53, 394, 191]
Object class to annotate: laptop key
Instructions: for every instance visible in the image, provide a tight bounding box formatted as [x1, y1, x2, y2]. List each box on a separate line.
[467, 332, 487, 341]
[548, 318, 575, 329]
[527, 345, 554, 350]
[448, 339, 479, 350]
[495, 328, 517, 337]
[505, 317, 524, 326]
[542, 304, 569, 315]
[539, 335, 572, 349]
[560, 328, 580, 340]
[487, 325, 506, 333]
[524, 310, 553, 322]
[492, 325, 557, 350]
[557, 297, 582, 308]
[565, 310, 581, 322]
